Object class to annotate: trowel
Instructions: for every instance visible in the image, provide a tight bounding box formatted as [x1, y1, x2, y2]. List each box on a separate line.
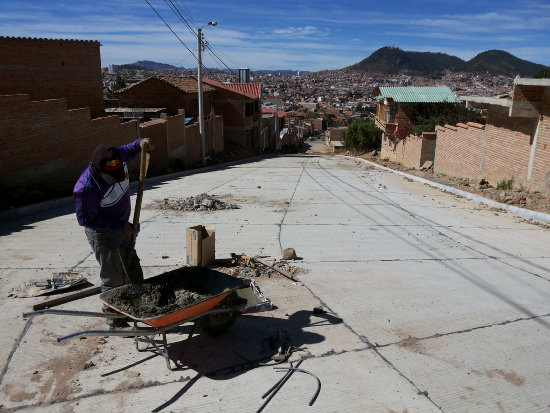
[119, 141, 150, 290]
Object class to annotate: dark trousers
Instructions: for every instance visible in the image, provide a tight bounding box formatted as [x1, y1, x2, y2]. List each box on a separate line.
[85, 227, 131, 325]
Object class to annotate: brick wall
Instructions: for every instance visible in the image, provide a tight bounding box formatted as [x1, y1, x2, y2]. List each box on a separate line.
[0, 94, 223, 198]
[380, 132, 435, 168]
[433, 114, 549, 192]
[481, 112, 537, 187]
[434, 122, 485, 179]
[0, 37, 104, 118]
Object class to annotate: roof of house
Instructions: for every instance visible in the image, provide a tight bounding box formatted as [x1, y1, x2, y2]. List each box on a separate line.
[118, 76, 216, 94]
[376, 86, 459, 103]
[262, 108, 286, 118]
[157, 76, 216, 93]
[202, 78, 261, 99]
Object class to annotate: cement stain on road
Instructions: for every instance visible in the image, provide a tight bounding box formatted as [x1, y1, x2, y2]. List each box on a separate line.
[470, 368, 526, 386]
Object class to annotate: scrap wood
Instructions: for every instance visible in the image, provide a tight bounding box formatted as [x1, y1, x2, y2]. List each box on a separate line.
[252, 257, 298, 282]
[31, 285, 102, 311]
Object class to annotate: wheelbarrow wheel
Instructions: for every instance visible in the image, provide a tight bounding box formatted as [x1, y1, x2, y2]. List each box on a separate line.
[199, 310, 237, 336]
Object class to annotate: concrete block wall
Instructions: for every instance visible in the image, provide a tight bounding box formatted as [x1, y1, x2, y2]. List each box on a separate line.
[0, 37, 104, 118]
[434, 122, 485, 179]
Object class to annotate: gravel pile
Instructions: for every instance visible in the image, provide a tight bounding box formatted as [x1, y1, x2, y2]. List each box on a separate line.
[154, 193, 238, 211]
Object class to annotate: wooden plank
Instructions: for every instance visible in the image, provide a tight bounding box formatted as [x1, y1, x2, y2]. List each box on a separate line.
[31, 285, 102, 311]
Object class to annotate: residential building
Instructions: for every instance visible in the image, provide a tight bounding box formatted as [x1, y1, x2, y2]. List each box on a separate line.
[374, 86, 459, 165]
[202, 79, 262, 149]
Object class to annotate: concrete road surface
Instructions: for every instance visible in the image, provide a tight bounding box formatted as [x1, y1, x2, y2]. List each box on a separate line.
[1, 155, 549, 412]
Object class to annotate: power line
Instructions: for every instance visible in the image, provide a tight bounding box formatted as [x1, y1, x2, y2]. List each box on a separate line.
[145, 0, 198, 62]
[163, 0, 238, 74]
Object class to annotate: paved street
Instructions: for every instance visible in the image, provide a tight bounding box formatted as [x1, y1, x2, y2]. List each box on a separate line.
[1, 155, 549, 412]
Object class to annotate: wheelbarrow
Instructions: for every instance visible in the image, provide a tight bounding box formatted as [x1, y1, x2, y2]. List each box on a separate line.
[23, 267, 271, 370]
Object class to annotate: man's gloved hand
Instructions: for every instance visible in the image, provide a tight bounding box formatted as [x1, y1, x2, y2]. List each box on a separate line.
[132, 283, 143, 292]
[140, 137, 155, 151]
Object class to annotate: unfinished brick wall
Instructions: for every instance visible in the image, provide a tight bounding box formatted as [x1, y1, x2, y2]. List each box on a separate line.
[0, 94, 223, 199]
[434, 122, 485, 179]
[433, 114, 549, 192]
[0, 94, 136, 193]
[0, 37, 104, 118]
[379, 132, 434, 168]
[481, 112, 537, 187]
[532, 115, 550, 190]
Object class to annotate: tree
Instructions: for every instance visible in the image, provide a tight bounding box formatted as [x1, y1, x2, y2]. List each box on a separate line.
[410, 103, 483, 136]
[342, 119, 382, 152]
[533, 67, 550, 79]
[106, 75, 126, 99]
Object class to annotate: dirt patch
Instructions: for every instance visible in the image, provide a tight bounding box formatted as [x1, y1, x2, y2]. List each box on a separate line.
[357, 154, 550, 218]
[100, 267, 245, 319]
[150, 193, 238, 212]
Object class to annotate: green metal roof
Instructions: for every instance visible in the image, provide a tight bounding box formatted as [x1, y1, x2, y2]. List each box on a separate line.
[376, 86, 459, 103]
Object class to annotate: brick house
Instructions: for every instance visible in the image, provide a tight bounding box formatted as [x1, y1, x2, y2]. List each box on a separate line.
[202, 79, 262, 149]
[452, 77, 550, 192]
[0, 36, 104, 118]
[116, 76, 215, 118]
[374, 86, 459, 167]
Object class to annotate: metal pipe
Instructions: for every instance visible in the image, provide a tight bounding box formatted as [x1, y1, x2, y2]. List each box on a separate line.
[273, 367, 321, 406]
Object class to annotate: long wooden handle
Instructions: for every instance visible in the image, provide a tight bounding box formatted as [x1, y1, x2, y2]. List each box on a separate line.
[132, 142, 150, 227]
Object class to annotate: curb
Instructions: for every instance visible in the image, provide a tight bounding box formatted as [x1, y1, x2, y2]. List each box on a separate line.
[0, 154, 275, 222]
[345, 156, 550, 226]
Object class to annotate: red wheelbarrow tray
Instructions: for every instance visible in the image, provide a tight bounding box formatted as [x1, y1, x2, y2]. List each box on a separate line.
[100, 266, 248, 328]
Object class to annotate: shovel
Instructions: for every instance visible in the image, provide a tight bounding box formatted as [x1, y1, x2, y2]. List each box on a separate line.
[119, 141, 150, 290]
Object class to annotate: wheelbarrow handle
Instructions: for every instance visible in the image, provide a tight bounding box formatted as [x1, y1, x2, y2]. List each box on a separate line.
[23, 309, 127, 319]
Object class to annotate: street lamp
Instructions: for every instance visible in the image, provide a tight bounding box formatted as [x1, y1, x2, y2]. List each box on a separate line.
[197, 21, 217, 167]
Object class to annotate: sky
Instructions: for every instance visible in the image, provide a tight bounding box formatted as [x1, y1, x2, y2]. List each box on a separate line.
[1, 0, 549, 72]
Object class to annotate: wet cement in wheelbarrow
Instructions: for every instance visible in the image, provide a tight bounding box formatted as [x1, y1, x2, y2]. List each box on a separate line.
[101, 267, 245, 319]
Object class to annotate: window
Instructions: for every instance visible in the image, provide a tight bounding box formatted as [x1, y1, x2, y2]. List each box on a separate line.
[245, 102, 254, 116]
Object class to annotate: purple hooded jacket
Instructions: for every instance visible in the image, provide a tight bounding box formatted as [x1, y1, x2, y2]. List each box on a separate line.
[74, 139, 142, 231]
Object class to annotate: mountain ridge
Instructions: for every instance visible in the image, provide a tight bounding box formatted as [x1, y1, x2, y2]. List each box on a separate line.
[347, 47, 546, 77]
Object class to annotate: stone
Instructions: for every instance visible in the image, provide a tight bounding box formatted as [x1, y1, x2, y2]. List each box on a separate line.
[281, 248, 297, 260]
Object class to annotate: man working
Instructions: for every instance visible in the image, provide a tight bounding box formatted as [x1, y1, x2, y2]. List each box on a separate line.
[74, 137, 153, 328]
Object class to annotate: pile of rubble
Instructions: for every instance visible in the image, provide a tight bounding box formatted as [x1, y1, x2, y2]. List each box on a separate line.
[214, 251, 306, 280]
[153, 194, 238, 211]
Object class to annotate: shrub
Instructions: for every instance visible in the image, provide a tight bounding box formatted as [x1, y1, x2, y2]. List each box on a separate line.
[342, 119, 382, 152]
[496, 178, 514, 190]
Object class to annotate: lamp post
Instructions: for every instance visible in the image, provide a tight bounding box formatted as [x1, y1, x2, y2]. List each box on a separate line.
[197, 21, 217, 167]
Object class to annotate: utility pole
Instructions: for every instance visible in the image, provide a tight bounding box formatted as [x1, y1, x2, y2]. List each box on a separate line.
[197, 21, 217, 167]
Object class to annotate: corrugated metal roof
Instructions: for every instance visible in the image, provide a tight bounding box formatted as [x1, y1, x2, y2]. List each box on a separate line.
[377, 86, 459, 103]
[203, 78, 261, 100]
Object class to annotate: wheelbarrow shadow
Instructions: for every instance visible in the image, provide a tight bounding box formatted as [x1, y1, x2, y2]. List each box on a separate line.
[167, 309, 343, 377]
[149, 309, 342, 411]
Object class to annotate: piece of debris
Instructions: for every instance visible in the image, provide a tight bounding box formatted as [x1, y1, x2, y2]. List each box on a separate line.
[83, 361, 96, 370]
[281, 248, 297, 260]
[421, 160, 433, 170]
[9, 272, 86, 298]
[152, 194, 238, 211]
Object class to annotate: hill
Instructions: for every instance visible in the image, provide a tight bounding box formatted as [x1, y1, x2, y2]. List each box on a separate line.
[465, 50, 543, 76]
[133, 60, 183, 70]
[348, 46, 545, 77]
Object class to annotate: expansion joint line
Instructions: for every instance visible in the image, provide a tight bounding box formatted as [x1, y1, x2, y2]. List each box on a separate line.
[278, 159, 308, 250]
[378, 312, 550, 350]
[298, 279, 443, 411]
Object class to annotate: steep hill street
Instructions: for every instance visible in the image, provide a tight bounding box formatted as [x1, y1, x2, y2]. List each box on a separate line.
[1, 155, 549, 412]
